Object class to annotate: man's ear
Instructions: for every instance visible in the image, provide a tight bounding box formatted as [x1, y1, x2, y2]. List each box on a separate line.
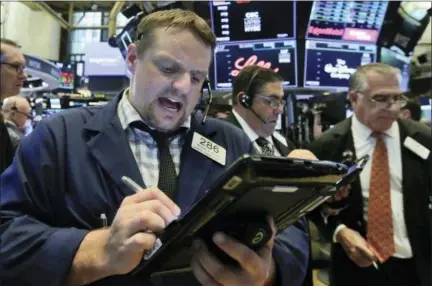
[9, 110, 17, 119]
[348, 91, 357, 108]
[236, 91, 245, 106]
[126, 43, 138, 74]
[400, 109, 411, 120]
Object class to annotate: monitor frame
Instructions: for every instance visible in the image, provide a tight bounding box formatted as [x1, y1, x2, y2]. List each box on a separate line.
[305, 0, 389, 44]
[212, 39, 298, 91]
[303, 39, 377, 90]
[50, 61, 76, 91]
[209, 1, 297, 44]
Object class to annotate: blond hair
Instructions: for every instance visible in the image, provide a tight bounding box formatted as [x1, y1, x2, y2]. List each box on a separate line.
[136, 9, 216, 55]
[348, 63, 400, 92]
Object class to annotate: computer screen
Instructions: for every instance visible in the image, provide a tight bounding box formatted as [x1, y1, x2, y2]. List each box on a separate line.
[51, 62, 76, 90]
[68, 101, 88, 108]
[421, 106, 431, 121]
[213, 40, 297, 90]
[306, 1, 388, 43]
[85, 42, 128, 76]
[40, 98, 61, 117]
[76, 62, 85, 77]
[304, 40, 376, 90]
[210, 1, 295, 43]
[379, 47, 411, 92]
[418, 97, 431, 122]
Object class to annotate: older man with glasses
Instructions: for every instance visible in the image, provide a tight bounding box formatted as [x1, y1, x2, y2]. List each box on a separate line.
[308, 63, 431, 286]
[0, 38, 27, 174]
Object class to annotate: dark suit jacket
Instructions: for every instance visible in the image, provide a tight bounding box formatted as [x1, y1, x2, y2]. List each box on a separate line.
[307, 117, 432, 286]
[224, 112, 296, 156]
[223, 111, 313, 286]
[0, 120, 14, 174]
[0, 94, 309, 286]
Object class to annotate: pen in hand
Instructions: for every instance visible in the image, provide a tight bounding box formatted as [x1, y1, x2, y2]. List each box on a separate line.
[353, 231, 379, 270]
[121, 176, 180, 223]
[121, 176, 144, 193]
[356, 249, 379, 270]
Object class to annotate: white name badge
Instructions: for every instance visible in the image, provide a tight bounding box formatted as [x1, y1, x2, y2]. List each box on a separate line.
[192, 132, 226, 166]
[403, 136, 430, 160]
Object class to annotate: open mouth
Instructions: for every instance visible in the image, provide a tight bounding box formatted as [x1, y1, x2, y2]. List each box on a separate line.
[158, 97, 183, 112]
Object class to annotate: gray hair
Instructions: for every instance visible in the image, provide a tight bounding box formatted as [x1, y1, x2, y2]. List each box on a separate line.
[348, 63, 401, 92]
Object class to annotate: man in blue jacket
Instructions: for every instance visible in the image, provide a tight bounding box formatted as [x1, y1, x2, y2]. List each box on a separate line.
[0, 9, 309, 286]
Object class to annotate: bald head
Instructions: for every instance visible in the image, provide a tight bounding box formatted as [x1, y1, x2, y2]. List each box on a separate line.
[2, 96, 31, 128]
[2, 95, 30, 113]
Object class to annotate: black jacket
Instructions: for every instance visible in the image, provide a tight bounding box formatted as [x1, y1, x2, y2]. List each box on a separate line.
[223, 111, 313, 286]
[0, 119, 14, 174]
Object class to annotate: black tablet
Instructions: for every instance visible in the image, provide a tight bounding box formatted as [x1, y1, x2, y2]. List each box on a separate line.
[133, 154, 369, 277]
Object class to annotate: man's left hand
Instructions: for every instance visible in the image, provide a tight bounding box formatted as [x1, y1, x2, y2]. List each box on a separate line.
[191, 217, 277, 286]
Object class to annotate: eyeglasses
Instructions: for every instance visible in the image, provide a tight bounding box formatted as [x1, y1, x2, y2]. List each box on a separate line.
[255, 95, 286, 109]
[357, 92, 408, 108]
[1, 62, 26, 74]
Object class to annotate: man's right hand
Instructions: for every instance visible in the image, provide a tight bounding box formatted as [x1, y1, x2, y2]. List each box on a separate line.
[336, 227, 377, 268]
[67, 187, 181, 286]
[102, 187, 181, 275]
[327, 184, 351, 204]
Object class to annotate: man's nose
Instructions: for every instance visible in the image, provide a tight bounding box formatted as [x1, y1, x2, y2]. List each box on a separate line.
[21, 70, 28, 80]
[172, 72, 192, 94]
[274, 104, 284, 114]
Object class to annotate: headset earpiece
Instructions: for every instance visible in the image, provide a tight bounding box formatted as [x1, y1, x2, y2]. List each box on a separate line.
[200, 76, 213, 125]
[238, 68, 268, 124]
[240, 68, 261, 109]
[240, 93, 250, 108]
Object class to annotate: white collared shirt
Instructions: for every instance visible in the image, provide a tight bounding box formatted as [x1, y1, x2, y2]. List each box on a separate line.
[117, 89, 190, 188]
[336, 115, 412, 258]
[232, 109, 284, 157]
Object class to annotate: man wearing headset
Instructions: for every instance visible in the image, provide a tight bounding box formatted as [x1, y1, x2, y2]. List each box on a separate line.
[1, 95, 32, 150]
[1, 10, 309, 286]
[224, 65, 313, 285]
[225, 65, 296, 157]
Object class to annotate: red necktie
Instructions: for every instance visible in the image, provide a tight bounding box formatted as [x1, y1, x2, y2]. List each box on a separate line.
[367, 133, 395, 263]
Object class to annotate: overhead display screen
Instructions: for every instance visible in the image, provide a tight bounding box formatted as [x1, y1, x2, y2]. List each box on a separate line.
[420, 98, 431, 121]
[304, 40, 376, 90]
[85, 42, 127, 76]
[213, 40, 297, 90]
[210, 1, 296, 43]
[306, 1, 388, 43]
[51, 61, 75, 90]
[379, 47, 411, 92]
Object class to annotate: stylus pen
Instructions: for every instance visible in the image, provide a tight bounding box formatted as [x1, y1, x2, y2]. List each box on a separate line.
[121, 176, 179, 221]
[358, 251, 379, 270]
[121, 176, 143, 193]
